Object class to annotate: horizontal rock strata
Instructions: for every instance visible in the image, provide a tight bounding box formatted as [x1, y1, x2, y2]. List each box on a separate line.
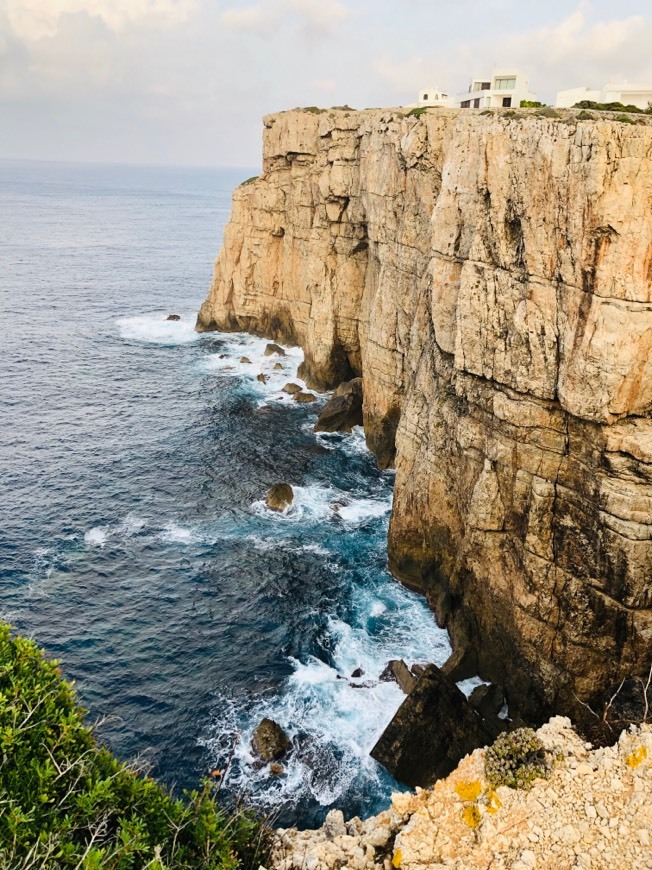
[197, 106, 652, 723]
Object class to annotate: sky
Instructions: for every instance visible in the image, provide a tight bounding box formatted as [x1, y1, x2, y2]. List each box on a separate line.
[1, 0, 651, 167]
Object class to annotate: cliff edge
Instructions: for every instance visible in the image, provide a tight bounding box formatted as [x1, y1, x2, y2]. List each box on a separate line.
[197, 106, 652, 725]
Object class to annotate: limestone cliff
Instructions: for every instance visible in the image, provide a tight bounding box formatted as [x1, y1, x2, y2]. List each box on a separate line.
[197, 107, 652, 724]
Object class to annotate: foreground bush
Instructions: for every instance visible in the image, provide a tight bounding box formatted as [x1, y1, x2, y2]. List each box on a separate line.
[0, 623, 268, 868]
[484, 727, 549, 790]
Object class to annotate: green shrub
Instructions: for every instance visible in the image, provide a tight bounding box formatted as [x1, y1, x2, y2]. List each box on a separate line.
[520, 100, 546, 108]
[0, 623, 268, 868]
[577, 110, 594, 121]
[406, 106, 432, 118]
[535, 107, 561, 119]
[616, 114, 636, 125]
[484, 728, 549, 790]
[240, 176, 259, 186]
[572, 99, 646, 114]
[302, 106, 325, 114]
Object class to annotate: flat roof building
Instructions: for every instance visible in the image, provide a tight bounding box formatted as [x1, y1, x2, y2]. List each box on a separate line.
[556, 82, 652, 110]
[452, 69, 536, 110]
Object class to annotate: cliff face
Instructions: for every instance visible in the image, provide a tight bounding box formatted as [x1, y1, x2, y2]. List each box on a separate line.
[197, 107, 652, 723]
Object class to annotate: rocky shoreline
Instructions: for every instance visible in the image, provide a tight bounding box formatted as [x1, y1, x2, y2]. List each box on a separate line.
[268, 717, 652, 870]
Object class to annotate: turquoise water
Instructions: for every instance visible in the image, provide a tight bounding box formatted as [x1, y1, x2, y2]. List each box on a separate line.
[0, 160, 454, 827]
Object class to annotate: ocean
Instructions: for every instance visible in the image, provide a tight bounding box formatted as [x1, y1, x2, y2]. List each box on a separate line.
[0, 159, 457, 828]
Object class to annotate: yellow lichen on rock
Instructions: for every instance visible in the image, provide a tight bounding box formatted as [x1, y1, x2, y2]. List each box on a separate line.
[461, 804, 482, 828]
[391, 847, 402, 867]
[485, 789, 502, 814]
[455, 780, 482, 802]
[626, 745, 648, 768]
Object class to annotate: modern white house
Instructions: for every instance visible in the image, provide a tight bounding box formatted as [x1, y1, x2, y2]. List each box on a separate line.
[556, 82, 652, 110]
[452, 69, 537, 109]
[416, 87, 450, 108]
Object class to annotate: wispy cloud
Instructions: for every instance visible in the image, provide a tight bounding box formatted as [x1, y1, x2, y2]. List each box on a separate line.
[221, 0, 351, 36]
[6, 0, 199, 42]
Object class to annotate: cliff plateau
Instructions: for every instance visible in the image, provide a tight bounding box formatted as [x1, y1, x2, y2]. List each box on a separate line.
[197, 107, 652, 725]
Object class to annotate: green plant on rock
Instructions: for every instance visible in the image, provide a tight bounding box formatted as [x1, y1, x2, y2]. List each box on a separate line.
[484, 728, 549, 790]
[0, 623, 269, 868]
[240, 176, 259, 186]
[406, 106, 431, 118]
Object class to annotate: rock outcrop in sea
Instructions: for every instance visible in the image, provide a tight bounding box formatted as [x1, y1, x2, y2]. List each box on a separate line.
[196, 106, 652, 728]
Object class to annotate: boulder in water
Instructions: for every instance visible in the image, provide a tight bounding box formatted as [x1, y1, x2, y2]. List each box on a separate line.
[379, 659, 417, 694]
[273, 362, 284, 370]
[351, 667, 364, 678]
[264, 343, 286, 357]
[251, 717, 292, 762]
[240, 356, 252, 364]
[282, 382, 301, 394]
[266, 483, 294, 512]
[371, 664, 494, 787]
[166, 314, 181, 321]
[314, 377, 363, 433]
[294, 391, 316, 403]
[257, 373, 267, 384]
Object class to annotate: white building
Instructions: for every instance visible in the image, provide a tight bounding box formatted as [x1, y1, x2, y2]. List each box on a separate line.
[556, 82, 652, 110]
[452, 69, 537, 110]
[416, 87, 449, 108]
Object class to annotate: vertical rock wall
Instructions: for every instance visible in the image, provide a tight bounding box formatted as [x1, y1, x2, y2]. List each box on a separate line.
[197, 107, 652, 722]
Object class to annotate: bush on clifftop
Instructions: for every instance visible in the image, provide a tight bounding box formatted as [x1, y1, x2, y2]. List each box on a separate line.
[0, 623, 268, 868]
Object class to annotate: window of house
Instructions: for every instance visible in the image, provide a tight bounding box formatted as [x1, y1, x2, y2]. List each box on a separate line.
[423, 94, 428, 100]
[495, 78, 517, 90]
[473, 98, 480, 108]
[502, 96, 512, 107]
[461, 100, 471, 108]
[481, 82, 491, 90]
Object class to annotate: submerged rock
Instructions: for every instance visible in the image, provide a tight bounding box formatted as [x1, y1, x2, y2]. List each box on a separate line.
[294, 391, 316, 403]
[166, 314, 181, 321]
[266, 483, 294, 512]
[264, 343, 286, 357]
[371, 664, 494, 787]
[379, 659, 417, 694]
[314, 377, 363, 433]
[251, 718, 292, 762]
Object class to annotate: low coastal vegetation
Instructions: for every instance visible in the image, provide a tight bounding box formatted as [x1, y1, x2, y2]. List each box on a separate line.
[572, 99, 652, 114]
[0, 623, 268, 868]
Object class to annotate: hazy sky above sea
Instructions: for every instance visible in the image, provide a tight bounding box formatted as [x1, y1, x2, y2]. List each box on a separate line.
[1, 0, 651, 167]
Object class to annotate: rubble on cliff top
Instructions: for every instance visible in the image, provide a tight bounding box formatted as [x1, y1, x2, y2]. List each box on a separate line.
[267, 717, 652, 870]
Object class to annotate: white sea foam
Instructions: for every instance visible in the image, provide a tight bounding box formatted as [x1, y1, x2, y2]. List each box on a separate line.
[84, 527, 108, 547]
[117, 314, 198, 345]
[159, 522, 199, 544]
[252, 484, 391, 526]
[203, 571, 454, 815]
[197, 333, 327, 408]
[115, 514, 147, 537]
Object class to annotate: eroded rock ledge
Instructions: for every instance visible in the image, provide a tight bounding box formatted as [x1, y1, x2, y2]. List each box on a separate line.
[197, 107, 652, 724]
[269, 718, 652, 870]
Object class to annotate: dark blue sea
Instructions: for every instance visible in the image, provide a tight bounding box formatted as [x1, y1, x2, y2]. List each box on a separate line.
[0, 160, 460, 827]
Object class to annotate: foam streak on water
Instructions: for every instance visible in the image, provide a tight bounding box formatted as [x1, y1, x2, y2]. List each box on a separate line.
[0, 162, 457, 830]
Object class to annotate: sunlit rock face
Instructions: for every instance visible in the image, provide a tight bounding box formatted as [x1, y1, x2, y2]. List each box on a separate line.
[197, 107, 652, 724]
